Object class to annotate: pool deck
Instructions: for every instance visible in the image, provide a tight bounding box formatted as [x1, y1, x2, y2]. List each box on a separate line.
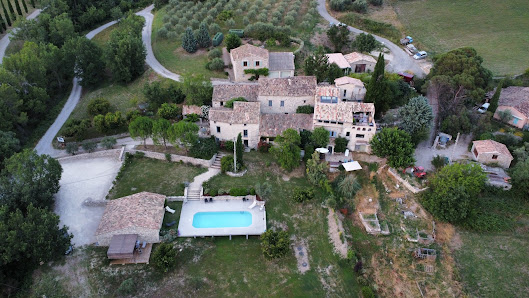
[178, 199, 267, 238]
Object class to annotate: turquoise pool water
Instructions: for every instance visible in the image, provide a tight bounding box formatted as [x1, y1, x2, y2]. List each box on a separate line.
[192, 211, 252, 228]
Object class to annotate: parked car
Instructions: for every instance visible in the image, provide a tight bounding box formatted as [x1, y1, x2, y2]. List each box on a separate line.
[413, 51, 427, 60]
[478, 103, 490, 113]
[406, 44, 418, 54]
[400, 36, 413, 45]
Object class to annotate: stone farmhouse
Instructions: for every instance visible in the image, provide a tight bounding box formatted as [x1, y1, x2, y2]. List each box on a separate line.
[230, 44, 295, 82]
[492, 86, 529, 129]
[326, 52, 377, 74]
[208, 76, 376, 153]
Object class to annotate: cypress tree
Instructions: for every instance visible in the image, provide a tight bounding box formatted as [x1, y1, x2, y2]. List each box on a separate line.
[7, 0, 15, 18]
[236, 133, 243, 166]
[0, 17, 5, 32]
[364, 53, 391, 116]
[196, 22, 211, 48]
[30, 0, 35, 8]
[489, 79, 503, 114]
[1, 1, 11, 26]
[14, 0, 23, 16]
[182, 27, 197, 53]
[21, 0, 28, 14]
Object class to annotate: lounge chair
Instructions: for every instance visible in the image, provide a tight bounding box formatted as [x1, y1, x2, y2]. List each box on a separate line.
[204, 198, 208, 203]
[209, 198, 213, 202]
[165, 206, 176, 214]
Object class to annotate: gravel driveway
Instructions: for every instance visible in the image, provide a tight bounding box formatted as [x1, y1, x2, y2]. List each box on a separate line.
[54, 153, 122, 246]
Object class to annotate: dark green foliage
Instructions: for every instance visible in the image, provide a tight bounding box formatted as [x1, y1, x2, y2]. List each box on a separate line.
[181, 73, 213, 106]
[153, 0, 168, 10]
[117, 278, 136, 296]
[212, 32, 224, 47]
[66, 143, 79, 155]
[105, 14, 146, 83]
[261, 230, 290, 259]
[152, 242, 178, 272]
[2, 1, 11, 26]
[30, 0, 34, 8]
[398, 96, 433, 145]
[196, 22, 211, 48]
[303, 144, 315, 162]
[364, 53, 391, 115]
[65, 37, 105, 87]
[7, 0, 15, 16]
[88, 97, 111, 116]
[244, 68, 269, 81]
[334, 137, 348, 153]
[327, 24, 350, 52]
[329, 0, 347, 11]
[351, 0, 368, 13]
[244, 22, 291, 42]
[221, 155, 241, 173]
[129, 116, 153, 148]
[303, 47, 333, 83]
[300, 130, 313, 148]
[339, 14, 401, 43]
[225, 97, 247, 108]
[182, 27, 198, 53]
[431, 155, 447, 170]
[369, 0, 383, 6]
[20, 0, 28, 13]
[370, 128, 415, 169]
[82, 140, 97, 152]
[270, 128, 301, 171]
[311, 127, 330, 148]
[327, 63, 344, 83]
[190, 137, 218, 159]
[229, 187, 248, 196]
[14, 0, 22, 16]
[511, 158, 529, 199]
[351, 33, 378, 53]
[208, 48, 222, 60]
[306, 151, 330, 191]
[0, 149, 62, 211]
[296, 105, 314, 114]
[208, 188, 218, 196]
[225, 33, 241, 52]
[152, 118, 171, 148]
[101, 136, 117, 149]
[157, 103, 182, 120]
[440, 110, 472, 137]
[0, 130, 20, 168]
[206, 57, 225, 71]
[184, 113, 200, 122]
[224, 140, 234, 152]
[361, 286, 375, 298]
[144, 81, 186, 110]
[422, 163, 486, 223]
[236, 133, 244, 166]
[291, 187, 314, 203]
[489, 80, 503, 113]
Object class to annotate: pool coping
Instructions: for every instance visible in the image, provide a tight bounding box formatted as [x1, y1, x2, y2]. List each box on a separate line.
[177, 199, 267, 237]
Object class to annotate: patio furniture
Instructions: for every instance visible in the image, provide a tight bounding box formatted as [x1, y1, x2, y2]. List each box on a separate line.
[135, 240, 140, 249]
[165, 221, 176, 227]
[204, 198, 208, 203]
[165, 206, 176, 214]
[209, 198, 212, 202]
[248, 200, 257, 209]
[142, 241, 147, 249]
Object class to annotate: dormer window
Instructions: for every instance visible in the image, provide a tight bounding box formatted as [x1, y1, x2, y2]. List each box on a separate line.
[320, 96, 338, 104]
[243, 61, 248, 67]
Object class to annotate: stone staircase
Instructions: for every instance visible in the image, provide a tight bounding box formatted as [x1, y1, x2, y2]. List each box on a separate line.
[210, 152, 225, 169]
[186, 188, 201, 200]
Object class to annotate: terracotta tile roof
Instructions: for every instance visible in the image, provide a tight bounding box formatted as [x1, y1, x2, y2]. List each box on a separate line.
[314, 86, 375, 122]
[326, 53, 351, 69]
[344, 52, 376, 64]
[212, 84, 259, 103]
[95, 192, 165, 236]
[495, 86, 529, 118]
[334, 76, 364, 87]
[209, 101, 260, 124]
[269, 52, 295, 71]
[259, 113, 314, 137]
[258, 76, 317, 97]
[473, 140, 513, 160]
[230, 44, 269, 61]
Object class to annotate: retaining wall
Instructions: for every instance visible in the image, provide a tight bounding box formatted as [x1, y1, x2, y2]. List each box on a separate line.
[128, 149, 213, 168]
[387, 168, 428, 193]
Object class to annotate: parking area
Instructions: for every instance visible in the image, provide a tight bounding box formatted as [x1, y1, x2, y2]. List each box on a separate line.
[414, 134, 473, 171]
[54, 151, 122, 246]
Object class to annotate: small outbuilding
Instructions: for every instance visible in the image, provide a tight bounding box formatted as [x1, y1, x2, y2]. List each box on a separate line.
[95, 192, 166, 246]
[107, 234, 138, 259]
[471, 140, 513, 169]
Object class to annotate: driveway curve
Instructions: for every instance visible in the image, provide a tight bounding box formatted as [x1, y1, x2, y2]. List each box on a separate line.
[0, 9, 42, 62]
[316, 0, 426, 77]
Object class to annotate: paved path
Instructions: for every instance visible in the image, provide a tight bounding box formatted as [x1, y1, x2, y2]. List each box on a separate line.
[0, 9, 42, 62]
[188, 167, 221, 192]
[316, 0, 426, 77]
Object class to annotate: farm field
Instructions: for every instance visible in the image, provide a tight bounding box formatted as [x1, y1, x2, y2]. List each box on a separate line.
[393, 0, 529, 75]
[151, 0, 320, 79]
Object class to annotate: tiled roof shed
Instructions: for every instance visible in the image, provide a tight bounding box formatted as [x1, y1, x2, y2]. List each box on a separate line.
[269, 52, 295, 71]
[230, 44, 269, 61]
[472, 140, 513, 159]
[258, 76, 317, 97]
[259, 114, 314, 137]
[334, 76, 364, 87]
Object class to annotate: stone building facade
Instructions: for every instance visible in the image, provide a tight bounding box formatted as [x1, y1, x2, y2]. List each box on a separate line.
[230, 44, 295, 82]
[209, 101, 261, 148]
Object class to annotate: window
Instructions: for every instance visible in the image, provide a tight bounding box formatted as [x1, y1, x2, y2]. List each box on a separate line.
[320, 96, 338, 104]
[362, 128, 366, 131]
[243, 130, 248, 137]
[346, 132, 350, 137]
[280, 100, 285, 107]
[220, 101, 224, 106]
[255, 61, 260, 67]
[324, 120, 330, 123]
[243, 61, 248, 67]
[216, 126, 221, 133]
[513, 117, 520, 125]
[356, 134, 365, 138]
[244, 123, 247, 126]
[244, 140, 249, 147]
[492, 154, 498, 160]
[473, 148, 479, 157]
[329, 131, 337, 137]
[343, 90, 347, 97]
[268, 100, 272, 107]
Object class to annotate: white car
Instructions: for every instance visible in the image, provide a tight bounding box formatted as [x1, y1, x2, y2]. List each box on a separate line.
[478, 103, 490, 113]
[413, 51, 428, 60]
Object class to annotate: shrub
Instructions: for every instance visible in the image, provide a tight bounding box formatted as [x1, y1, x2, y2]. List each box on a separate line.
[369, 0, 383, 6]
[65, 142, 78, 155]
[291, 188, 314, 203]
[208, 188, 218, 196]
[334, 137, 348, 153]
[82, 141, 97, 153]
[223, 140, 234, 152]
[261, 230, 290, 259]
[431, 155, 447, 170]
[117, 278, 136, 296]
[87, 98, 111, 116]
[62, 119, 91, 140]
[151, 243, 178, 272]
[217, 10, 233, 21]
[157, 27, 168, 38]
[249, 188, 256, 195]
[229, 187, 248, 196]
[126, 110, 141, 123]
[208, 48, 222, 59]
[258, 141, 270, 153]
[157, 103, 182, 120]
[184, 113, 200, 122]
[225, 33, 241, 52]
[330, 0, 346, 11]
[361, 286, 375, 298]
[101, 136, 117, 149]
[351, 33, 378, 53]
[221, 155, 236, 173]
[206, 57, 225, 71]
[352, 0, 368, 13]
[225, 97, 247, 108]
[165, 153, 172, 162]
[190, 137, 218, 159]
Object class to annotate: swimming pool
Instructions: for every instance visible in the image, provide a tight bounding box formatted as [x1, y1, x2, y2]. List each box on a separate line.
[192, 211, 252, 228]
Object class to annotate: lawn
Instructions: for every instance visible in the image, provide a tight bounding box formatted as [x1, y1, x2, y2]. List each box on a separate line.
[151, 0, 319, 79]
[107, 156, 207, 199]
[393, 0, 529, 75]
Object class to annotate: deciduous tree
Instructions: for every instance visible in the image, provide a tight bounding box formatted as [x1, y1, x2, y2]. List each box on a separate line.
[351, 33, 377, 53]
[168, 121, 199, 153]
[225, 33, 241, 52]
[181, 73, 213, 106]
[370, 127, 414, 169]
[0, 130, 20, 168]
[269, 128, 301, 171]
[152, 118, 171, 148]
[327, 24, 349, 52]
[311, 127, 330, 148]
[306, 151, 330, 191]
[129, 116, 153, 148]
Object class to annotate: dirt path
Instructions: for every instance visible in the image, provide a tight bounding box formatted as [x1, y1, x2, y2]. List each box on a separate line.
[327, 208, 348, 258]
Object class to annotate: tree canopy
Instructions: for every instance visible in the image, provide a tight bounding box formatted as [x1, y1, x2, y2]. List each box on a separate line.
[327, 24, 349, 52]
[370, 127, 414, 168]
[311, 127, 330, 148]
[364, 53, 391, 116]
[397, 96, 433, 145]
[181, 73, 213, 106]
[270, 128, 301, 171]
[169, 121, 199, 152]
[129, 116, 153, 148]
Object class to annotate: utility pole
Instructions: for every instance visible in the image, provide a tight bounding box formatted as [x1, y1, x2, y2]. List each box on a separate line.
[233, 136, 236, 172]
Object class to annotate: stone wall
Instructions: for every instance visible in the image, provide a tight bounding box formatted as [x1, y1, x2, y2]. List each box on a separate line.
[57, 149, 122, 162]
[128, 149, 213, 167]
[232, 55, 269, 82]
[209, 122, 260, 148]
[387, 168, 428, 194]
[258, 95, 314, 114]
[96, 227, 160, 246]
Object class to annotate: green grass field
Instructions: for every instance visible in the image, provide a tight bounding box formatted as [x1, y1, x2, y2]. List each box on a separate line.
[107, 156, 207, 199]
[394, 0, 529, 75]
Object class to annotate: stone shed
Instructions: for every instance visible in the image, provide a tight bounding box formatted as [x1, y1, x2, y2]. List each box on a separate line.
[95, 192, 166, 246]
[471, 139, 513, 169]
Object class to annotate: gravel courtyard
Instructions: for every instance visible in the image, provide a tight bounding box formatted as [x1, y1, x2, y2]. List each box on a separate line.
[54, 152, 122, 246]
